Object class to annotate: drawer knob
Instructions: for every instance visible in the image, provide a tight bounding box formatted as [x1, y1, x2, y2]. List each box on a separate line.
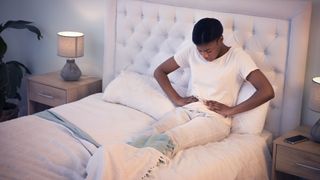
[38, 92, 54, 99]
[296, 162, 320, 171]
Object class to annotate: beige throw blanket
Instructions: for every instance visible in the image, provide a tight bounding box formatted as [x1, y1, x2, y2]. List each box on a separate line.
[86, 144, 169, 180]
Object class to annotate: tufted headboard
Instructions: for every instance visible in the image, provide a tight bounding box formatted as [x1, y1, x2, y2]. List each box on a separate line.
[103, 0, 312, 136]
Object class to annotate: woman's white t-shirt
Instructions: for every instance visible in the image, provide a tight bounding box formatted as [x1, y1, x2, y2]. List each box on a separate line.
[174, 44, 258, 117]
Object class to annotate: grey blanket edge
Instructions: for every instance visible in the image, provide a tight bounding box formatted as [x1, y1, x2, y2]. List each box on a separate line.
[35, 110, 101, 148]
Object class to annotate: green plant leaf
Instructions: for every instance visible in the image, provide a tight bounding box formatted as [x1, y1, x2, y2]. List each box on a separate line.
[25, 25, 43, 40]
[0, 63, 8, 115]
[0, 36, 7, 60]
[0, 63, 8, 89]
[6, 61, 31, 74]
[5, 62, 23, 99]
[2, 20, 32, 30]
[0, 19, 40, 107]
[14, 93, 21, 100]
[0, 94, 4, 116]
[0, 20, 43, 40]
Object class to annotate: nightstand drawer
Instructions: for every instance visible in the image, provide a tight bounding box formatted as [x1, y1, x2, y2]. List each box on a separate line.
[29, 81, 67, 107]
[276, 145, 320, 179]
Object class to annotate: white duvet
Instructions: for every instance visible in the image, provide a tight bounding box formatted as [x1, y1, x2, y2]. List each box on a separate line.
[51, 93, 271, 180]
[0, 93, 271, 179]
[0, 115, 96, 180]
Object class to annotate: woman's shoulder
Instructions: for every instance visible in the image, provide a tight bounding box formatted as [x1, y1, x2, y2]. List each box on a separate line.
[229, 46, 251, 59]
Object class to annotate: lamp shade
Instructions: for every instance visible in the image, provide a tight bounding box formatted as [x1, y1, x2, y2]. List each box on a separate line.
[310, 77, 320, 112]
[57, 31, 84, 58]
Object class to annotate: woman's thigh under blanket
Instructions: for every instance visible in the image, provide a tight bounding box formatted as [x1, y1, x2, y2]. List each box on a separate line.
[166, 116, 230, 150]
[153, 107, 191, 133]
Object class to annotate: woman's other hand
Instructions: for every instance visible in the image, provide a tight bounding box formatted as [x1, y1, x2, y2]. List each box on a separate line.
[174, 96, 199, 106]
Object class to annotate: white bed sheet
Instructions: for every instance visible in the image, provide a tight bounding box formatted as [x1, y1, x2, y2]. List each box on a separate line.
[50, 93, 155, 146]
[0, 115, 95, 180]
[154, 133, 271, 180]
[51, 93, 271, 179]
[0, 93, 154, 180]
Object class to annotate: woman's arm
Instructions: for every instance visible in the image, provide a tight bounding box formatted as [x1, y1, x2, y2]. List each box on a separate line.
[154, 57, 198, 106]
[206, 69, 275, 117]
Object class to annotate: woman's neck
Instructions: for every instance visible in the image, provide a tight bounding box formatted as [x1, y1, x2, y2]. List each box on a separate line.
[217, 44, 231, 58]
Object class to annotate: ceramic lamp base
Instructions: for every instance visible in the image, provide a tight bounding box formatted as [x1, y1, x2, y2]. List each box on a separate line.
[60, 59, 82, 81]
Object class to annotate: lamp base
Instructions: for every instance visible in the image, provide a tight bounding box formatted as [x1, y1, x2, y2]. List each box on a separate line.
[60, 59, 82, 81]
[311, 118, 320, 143]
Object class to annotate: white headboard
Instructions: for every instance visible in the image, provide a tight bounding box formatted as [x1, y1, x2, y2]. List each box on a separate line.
[103, 0, 311, 136]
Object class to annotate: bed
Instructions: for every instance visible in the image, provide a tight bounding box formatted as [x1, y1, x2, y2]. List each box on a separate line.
[0, 0, 312, 179]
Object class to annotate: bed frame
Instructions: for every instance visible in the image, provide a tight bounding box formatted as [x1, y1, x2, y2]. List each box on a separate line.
[103, 0, 311, 136]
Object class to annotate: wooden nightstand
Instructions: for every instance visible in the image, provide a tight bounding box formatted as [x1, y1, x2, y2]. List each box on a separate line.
[27, 72, 102, 114]
[272, 126, 320, 180]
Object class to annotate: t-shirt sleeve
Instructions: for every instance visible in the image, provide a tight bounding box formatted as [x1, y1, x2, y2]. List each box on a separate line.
[238, 50, 258, 80]
[173, 45, 192, 68]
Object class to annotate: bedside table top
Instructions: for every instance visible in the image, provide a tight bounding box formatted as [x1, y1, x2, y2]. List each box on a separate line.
[28, 72, 101, 90]
[274, 126, 320, 156]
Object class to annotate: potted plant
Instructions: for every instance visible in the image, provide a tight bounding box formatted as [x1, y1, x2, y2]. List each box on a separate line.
[0, 20, 42, 121]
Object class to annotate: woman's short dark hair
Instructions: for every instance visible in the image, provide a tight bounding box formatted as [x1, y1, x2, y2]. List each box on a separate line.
[192, 18, 223, 45]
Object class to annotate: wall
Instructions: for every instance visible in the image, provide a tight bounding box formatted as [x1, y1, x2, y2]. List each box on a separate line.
[0, 0, 319, 126]
[0, 0, 105, 115]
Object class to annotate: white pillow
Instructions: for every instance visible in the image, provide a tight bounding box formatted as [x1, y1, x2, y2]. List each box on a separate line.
[102, 71, 184, 119]
[231, 82, 270, 134]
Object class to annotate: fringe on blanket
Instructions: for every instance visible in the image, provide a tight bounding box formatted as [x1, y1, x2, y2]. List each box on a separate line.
[86, 144, 170, 180]
[141, 155, 168, 179]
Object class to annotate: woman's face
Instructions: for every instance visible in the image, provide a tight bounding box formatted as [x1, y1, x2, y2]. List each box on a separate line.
[196, 37, 223, 62]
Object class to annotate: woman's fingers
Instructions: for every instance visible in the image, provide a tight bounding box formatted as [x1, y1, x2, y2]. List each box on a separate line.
[206, 101, 223, 111]
[187, 96, 198, 103]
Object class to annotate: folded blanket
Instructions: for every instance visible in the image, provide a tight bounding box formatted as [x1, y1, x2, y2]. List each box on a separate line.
[128, 133, 176, 158]
[86, 144, 169, 180]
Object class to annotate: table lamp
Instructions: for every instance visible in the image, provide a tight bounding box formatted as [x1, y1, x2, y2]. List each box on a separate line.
[57, 31, 84, 81]
[309, 76, 320, 143]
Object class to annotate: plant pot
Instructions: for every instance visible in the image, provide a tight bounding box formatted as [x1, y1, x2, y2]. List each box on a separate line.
[0, 102, 19, 122]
